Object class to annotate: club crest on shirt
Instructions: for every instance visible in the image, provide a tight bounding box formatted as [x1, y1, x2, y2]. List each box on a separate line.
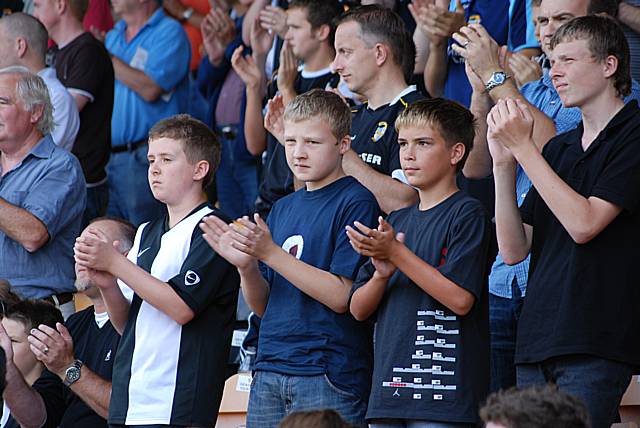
[105, 349, 112, 361]
[282, 235, 304, 260]
[371, 122, 388, 143]
[184, 270, 201, 286]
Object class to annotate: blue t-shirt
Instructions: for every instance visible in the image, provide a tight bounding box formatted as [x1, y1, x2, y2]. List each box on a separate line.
[444, 0, 538, 106]
[106, 9, 190, 147]
[352, 192, 491, 423]
[256, 176, 380, 400]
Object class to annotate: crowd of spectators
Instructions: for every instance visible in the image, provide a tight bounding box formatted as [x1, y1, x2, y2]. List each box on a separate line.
[0, 0, 639, 427]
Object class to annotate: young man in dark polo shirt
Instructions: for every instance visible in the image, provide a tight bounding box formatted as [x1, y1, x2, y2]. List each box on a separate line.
[488, 16, 640, 428]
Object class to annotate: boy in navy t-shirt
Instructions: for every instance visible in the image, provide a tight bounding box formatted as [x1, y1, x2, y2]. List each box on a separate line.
[347, 98, 491, 427]
[200, 89, 379, 428]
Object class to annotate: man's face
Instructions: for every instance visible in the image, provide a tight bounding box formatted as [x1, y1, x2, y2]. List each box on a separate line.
[74, 220, 122, 296]
[0, 74, 36, 147]
[538, 0, 589, 55]
[32, 0, 60, 32]
[550, 38, 611, 108]
[332, 21, 378, 96]
[284, 7, 320, 61]
[111, 0, 139, 17]
[283, 116, 347, 191]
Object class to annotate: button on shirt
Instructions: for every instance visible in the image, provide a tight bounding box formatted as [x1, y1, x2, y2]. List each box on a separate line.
[0, 135, 86, 298]
[520, 70, 640, 134]
[488, 165, 531, 298]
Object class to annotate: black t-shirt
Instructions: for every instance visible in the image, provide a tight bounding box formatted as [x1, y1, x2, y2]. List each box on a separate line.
[33, 307, 120, 428]
[53, 32, 114, 184]
[352, 192, 490, 423]
[517, 101, 640, 367]
[256, 68, 340, 218]
[350, 88, 424, 177]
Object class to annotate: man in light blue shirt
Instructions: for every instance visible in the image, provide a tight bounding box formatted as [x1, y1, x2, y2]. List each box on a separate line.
[105, 0, 190, 226]
[0, 68, 85, 319]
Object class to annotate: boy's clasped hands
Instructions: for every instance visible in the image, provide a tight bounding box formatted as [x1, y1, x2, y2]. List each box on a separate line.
[346, 216, 405, 279]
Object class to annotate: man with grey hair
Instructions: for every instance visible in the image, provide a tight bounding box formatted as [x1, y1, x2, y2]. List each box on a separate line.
[0, 68, 85, 318]
[0, 13, 79, 151]
[2, 217, 133, 428]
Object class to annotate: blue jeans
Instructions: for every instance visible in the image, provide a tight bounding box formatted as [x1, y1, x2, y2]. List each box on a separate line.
[517, 355, 633, 428]
[489, 280, 523, 392]
[82, 181, 109, 228]
[247, 371, 367, 428]
[216, 125, 258, 220]
[106, 144, 165, 226]
[370, 419, 475, 428]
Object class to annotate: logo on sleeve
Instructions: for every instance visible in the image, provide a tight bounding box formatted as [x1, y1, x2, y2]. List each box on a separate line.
[282, 235, 304, 260]
[185, 270, 201, 286]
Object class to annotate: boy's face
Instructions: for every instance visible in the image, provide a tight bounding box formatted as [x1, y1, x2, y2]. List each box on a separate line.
[284, 7, 322, 61]
[147, 137, 204, 205]
[550, 39, 613, 108]
[398, 124, 462, 190]
[283, 117, 348, 191]
[332, 21, 379, 96]
[2, 317, 39, 381]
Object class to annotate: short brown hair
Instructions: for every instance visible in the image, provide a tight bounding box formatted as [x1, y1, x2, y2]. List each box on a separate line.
[283, 89, 351, 141]
[335, 5, 408, 71]
[5, 299, 63, 332]
[395, 98, 476, 172]
[278, 409, 353, 428]
[148, 114, 220, 190]
[550, 15, 631, 97]
[480, 385, 590, 428]
[288, 0, 344, 47]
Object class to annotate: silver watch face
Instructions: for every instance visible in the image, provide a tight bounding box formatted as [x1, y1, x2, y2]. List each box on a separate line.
[66, 366, 81, 383]
[493, 72, 506, 84]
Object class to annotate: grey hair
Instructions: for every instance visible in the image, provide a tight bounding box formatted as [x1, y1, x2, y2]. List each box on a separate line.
[0, 13, 49, 60]
[0, 66, 54, 135]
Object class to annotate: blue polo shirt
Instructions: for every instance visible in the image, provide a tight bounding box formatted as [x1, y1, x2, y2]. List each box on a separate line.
[0, 135, 85, 298]
[444, 0, 538, 106]
[521, 71, 640, 134]
[106, 9, 190, 148]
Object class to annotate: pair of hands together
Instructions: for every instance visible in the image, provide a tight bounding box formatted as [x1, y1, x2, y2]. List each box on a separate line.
[346, 217, 406, 279]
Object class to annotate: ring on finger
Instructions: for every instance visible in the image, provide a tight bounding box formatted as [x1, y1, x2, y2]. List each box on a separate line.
[43, 346, 49, 354]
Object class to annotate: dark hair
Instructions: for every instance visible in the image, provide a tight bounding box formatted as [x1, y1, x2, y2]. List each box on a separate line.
[288, 0, 344, 47]
[68, 0, 89, 21]
[148, 114, 220, 190]
[335, 5, 408, 71]
[5, 300, 63, 332]
[88, 217, 136, 252]
[480, 385, 591, 428]
[587, 0, 619, 16]
[551, 15, 631, 97]
[283, 88, 352, 141]
[278, 409, 353, 428]
[395, 98, 476, 172]
[0, 281, 21, 316]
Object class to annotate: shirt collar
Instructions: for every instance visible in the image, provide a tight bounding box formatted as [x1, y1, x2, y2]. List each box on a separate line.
[367, 85, 417, 110]
[37, 67, 57, 80]
[29, 134, 56, 159]
[115, 8, 165, 34]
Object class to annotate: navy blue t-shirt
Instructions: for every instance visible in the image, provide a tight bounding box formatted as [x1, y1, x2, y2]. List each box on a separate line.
[256, 176, 380, 400]
[352, 192, 490, 423]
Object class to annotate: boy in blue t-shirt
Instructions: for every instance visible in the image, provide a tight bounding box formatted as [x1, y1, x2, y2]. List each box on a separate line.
[200, 89, 379, 428]
[347, 98, 491, 427]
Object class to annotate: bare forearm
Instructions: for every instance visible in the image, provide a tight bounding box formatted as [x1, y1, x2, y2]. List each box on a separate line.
[342, 150, 418, 213]
[263, 249, 351, 313]
[350, 272, 388, 321]
[244, 86, 268, 155]
[0, 198, 48, 252]
[493, 165, 531, 264]
[67, 368, 111, 418]
[112, 57, 162, 102]
[619, 3, 640, 32]
[4, 362, 47, 428]
[390, 244, 474, 316]
[238, 262, 270, 317]
[413, 29, 430, 75]
[424, 43, 448, 97]
[98, 286, 130, 335]
[463, 92, 493, 178]
[111, 256, 194, 325]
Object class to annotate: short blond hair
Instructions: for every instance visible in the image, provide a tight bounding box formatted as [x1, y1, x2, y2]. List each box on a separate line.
[283, 89, 351, 141]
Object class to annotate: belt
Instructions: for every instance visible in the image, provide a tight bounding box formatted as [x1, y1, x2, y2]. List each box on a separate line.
[111, 139, 147, 153]
[43, 292, 74, 306]
[219, 125, 237, 140]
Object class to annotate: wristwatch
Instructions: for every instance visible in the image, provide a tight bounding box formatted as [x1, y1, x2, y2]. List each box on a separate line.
[485, 71, 510, 92]
[182, 7, 194, 22]
[63, 360, 83, 387]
